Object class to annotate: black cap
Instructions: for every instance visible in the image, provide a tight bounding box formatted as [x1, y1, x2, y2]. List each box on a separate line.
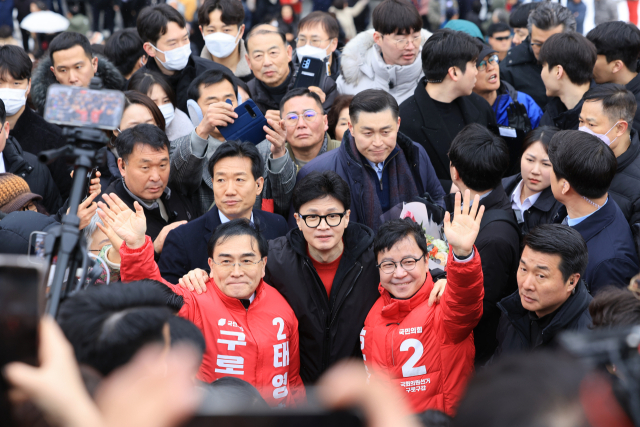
[477, 44, 498, 64]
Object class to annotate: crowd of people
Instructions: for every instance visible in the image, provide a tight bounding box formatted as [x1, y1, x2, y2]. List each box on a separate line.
[2, 0, 640, 425]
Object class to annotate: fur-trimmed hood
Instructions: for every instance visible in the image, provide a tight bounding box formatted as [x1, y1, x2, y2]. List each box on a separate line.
[339, 28, 432, 87]
[31, 54, 126, 114]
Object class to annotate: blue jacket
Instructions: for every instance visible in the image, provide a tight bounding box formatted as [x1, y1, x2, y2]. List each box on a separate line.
[158, 205, 289, 284]
[494, 83, 543, 130]
[296, 131, 446, 229]
[555, 199, 640, 294]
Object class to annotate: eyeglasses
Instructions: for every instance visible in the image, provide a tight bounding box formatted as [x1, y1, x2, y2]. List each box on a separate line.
[385, 34, 422, 50]
[211, 258, 264, 270]
[477, 54, 499, 72]
[376, 254, 426, 274]
[492, 35, 512, 41]
[298, 211, 347, 228]
[295, 37, 332, 48]
[285, 110, 318, 127]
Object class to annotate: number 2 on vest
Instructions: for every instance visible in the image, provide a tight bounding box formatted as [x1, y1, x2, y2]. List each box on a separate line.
[400, 339, 427, 378]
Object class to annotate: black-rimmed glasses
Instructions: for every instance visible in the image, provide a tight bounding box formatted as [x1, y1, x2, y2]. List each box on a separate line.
[376, 254, 426, 274]
[298, 211, 347, 228]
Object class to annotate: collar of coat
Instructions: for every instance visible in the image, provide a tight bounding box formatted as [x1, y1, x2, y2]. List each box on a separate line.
[502, 174, 558, 213]
[502, 41, 537, 67]
[339, 28, 432, 87]
[378, 274, 433, 319]
[497, 280, 592, 344]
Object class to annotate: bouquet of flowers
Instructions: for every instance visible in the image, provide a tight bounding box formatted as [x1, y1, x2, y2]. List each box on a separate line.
[400, 202, 449, 267]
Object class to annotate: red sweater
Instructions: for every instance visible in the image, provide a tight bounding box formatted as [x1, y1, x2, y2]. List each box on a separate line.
[308, 250, 342, 297]
[119, 236, 306, 408]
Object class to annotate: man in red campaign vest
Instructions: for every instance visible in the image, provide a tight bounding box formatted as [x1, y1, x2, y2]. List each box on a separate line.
[361, 190, 484, 416]
[97, 193, 305, 408]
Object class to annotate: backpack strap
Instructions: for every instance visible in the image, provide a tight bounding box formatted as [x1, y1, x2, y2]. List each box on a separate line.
[502, 81, 520, 106]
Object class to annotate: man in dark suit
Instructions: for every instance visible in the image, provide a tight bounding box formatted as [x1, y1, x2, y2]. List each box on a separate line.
[548, 130, 639, 295]
[159, 140, 288, 284]
[399, 29, 496, 193]
[446, 124, 521, 366]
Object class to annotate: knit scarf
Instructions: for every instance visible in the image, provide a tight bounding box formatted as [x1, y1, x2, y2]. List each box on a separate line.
[349, 135, 419, 230]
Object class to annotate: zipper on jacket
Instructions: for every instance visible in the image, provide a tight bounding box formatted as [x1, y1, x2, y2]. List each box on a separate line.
[329, 265, 362, 327]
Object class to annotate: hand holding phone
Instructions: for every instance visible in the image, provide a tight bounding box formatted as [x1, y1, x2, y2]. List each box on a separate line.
[195, 101, 238, 140]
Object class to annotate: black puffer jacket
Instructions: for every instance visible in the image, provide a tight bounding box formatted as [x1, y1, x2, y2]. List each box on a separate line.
[31, 54, 125, 114]
[539, 95, 585, 130]
[499, 42, 549, 110]
[610, 130, 640, 226]
[264, 223, 380, 385]
[3, 137, 62, 214]
[0, 211, 58, 254]
[492, 281, 592, 359]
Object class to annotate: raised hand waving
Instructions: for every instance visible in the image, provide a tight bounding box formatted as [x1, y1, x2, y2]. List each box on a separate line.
[443, 190, 485, 258]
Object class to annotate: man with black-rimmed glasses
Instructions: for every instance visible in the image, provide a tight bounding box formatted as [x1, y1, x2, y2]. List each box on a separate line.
[178, 170, 446, 385]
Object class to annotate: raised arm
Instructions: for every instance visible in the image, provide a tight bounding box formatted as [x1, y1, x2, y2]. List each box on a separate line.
[440, 190, 485, 343]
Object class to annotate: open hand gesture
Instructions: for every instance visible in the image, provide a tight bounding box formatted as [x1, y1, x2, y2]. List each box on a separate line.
[443, 190, 484, 257]
[97, 193, 147, 250]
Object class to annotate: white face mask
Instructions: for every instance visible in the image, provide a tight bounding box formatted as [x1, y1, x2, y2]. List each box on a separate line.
[0, 88, 27, 116]
[296, 43, 331, 62]
[204, 29, 241, 59]
[158, 103, 175, 126]
[151, 43, 191, 71]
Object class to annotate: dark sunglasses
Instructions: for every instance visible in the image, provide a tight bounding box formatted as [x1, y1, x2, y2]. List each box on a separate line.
[492, 35, 512, 41]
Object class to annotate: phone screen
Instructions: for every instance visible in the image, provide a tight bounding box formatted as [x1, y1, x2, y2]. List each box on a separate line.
[0, 259, 44, 367]
[43, 84, 126, 130]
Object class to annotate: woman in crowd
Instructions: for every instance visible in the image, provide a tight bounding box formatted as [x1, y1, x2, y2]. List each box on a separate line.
[128, 71, 193, 141]
[502, 126, 563, 236]
[327, 94, 352, 142]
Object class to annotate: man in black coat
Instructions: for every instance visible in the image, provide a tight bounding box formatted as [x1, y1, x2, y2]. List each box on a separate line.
[492, 225, 592, 360]
[101, 125, 195, 253]
[0, 45, 72, 200]
[0, 110, 62, 214]
[538, 33, 596, 130]
[447, 124, 520, 365]
[399, 29, 496, 192]
[0, 210, 59, 255]
[579, 84, 640, 254]
[137, 4, 234, 114]
[587, 21, 640, 136]
[245, 27, 337, 116]
[500, 2, 576, 110]
[159, 140, 288, 284]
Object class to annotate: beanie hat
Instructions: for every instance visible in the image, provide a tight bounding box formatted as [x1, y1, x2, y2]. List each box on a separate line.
[0, 173, 43, 213]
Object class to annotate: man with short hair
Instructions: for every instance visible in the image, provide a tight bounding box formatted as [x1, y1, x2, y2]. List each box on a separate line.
[586, 21, 640, 135]
[0, 45, 72, 199]
[137, 4, 231, 114]
[472, 44, 542, 134]
[361, 193, 485, 415]
[104, 29, 148, 80]
[198, 0, 252, 80]
[100, 199, 306, 407]
[0, 99, 62, 214]
[299, 89, 446, 231]
[538, 33, 596, 130]
[579, 84, 640, 239]
[293, 12, 341, 81]
[548, 130, 639, 294]
[487, 22, 512, 61]
[508, 3, 539, 46]
[500, 2, 576, 110]
[447, 123, 521, 365]
[337, 0, 432, 105]
[492, 224, 592, 358]
[159, 140, 288, 284]
[245, 27, 336, 116]
[178, 171, 382, 384]
[399, 29, 496, 192]
[102, 124, 195, 251]
[30, 31, 125, 114]
[171, 69, 294, 217]
[280, 88, 340, 173]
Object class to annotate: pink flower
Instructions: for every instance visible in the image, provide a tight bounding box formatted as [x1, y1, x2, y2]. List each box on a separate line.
[402, 211, 416, 222]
